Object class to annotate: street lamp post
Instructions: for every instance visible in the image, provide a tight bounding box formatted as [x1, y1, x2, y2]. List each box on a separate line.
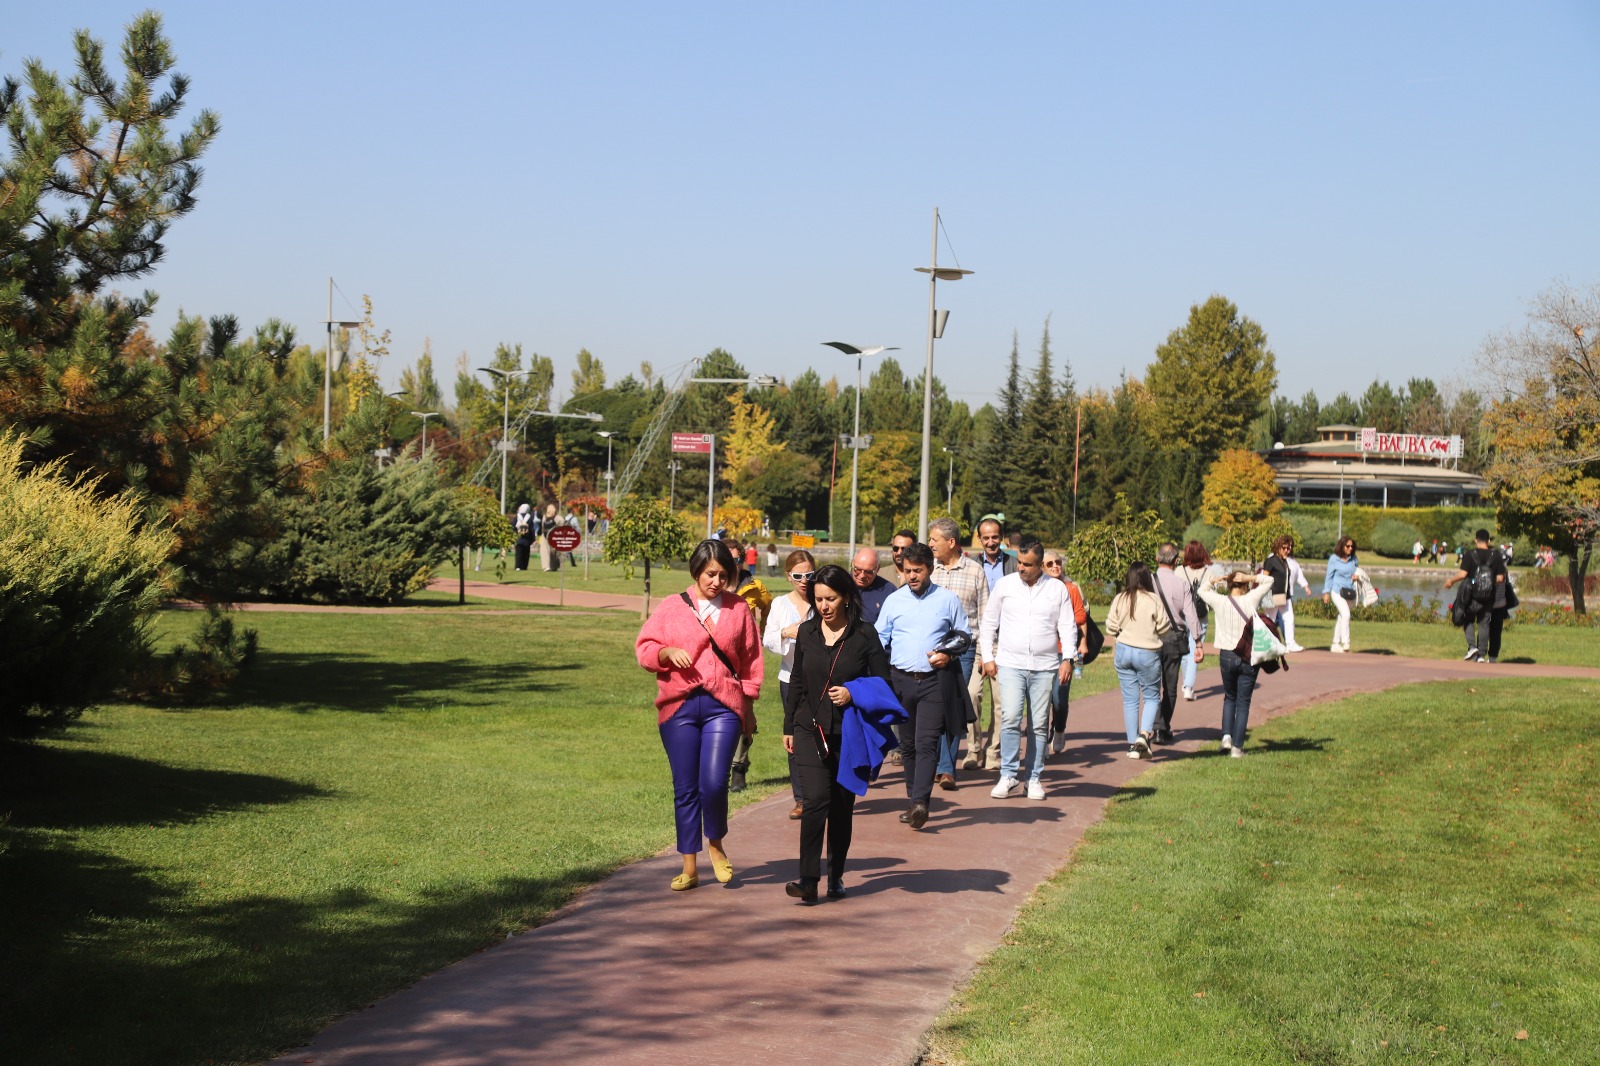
[1335, 460, 1352, 539]
[667, 460, 683, 510]
[943, 445, 954, 513]
[598, 431, 617, 510]
[478, 367, 533, 514]
[913, 208, 973, 540]
[411, 411, 439, 457]
[822, 343, 897, 557]
[323, 278, 362, 441]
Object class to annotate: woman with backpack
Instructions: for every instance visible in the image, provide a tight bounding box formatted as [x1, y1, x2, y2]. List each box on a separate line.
[1444, 529, 1508, 662]
[1180, 541, 1219, 701]
[1321, 535, 1360, 653]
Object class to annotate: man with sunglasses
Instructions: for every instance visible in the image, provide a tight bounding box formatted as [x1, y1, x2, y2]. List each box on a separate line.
[851, 547, 895, 626]
[889, 530, 917, 586]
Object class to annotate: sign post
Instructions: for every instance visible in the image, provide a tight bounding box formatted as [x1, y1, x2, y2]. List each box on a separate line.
[671, 433, 716, 538]
[548, 526, 582, 607]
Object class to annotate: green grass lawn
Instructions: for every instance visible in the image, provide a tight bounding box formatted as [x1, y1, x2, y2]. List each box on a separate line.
[1279, 615, 1597, 666]
[433, 552, 694, 596]
[0, 609, 791, 1066]
[928, 677, 1600, 1065]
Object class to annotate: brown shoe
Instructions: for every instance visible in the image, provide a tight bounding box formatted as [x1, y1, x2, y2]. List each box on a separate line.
[789, 804, 804, 820]
[886, 749, 903, 765]
[936, 773, 958, 791]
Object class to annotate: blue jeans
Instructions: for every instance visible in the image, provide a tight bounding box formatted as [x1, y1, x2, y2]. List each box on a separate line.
[998, 666, 1055, 782]
[938, 647, 976, 775]
[1181, 621, 1206, 691]
[1218, 650, 1258, 742]
[1114, 643, 1162, 743]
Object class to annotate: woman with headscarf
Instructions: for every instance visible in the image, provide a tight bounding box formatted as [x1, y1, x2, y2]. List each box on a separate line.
[635, 539, 765, 891]
[783, 564, 891, 902]
[512, 503, 534, 571]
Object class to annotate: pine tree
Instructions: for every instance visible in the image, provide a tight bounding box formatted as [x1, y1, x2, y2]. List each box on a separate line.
[1007, 319, 1060, 538]
[975, 333, 1023, 521]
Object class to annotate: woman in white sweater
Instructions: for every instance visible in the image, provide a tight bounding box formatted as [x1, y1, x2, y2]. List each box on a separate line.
[763, 549, 815, 817]
[1104, 562, 1172, 760]
[1196, 572, 1274, 757]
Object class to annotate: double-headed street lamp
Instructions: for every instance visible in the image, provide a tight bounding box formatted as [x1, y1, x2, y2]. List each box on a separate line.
[822, 343, 897, 557]
[412, 411, 439, 457]
[478, 367, 602, 513]
[322, 279, 361, 441]
[913, 208, 973, 540]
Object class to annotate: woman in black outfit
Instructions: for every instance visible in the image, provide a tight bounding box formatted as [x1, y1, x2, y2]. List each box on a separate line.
[783, 564, 891, 903]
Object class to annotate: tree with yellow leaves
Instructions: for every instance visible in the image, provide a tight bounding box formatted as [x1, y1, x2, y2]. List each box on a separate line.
[1200, 447, 1283, 528]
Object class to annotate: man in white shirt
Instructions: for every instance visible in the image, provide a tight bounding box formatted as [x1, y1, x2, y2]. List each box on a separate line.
[979, 537, 1078, 800]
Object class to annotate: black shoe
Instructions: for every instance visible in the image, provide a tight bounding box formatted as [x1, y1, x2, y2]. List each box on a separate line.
[827, 876, 846, 899]
[907, 802, 929, 830]
[898, 809, 912, 824]
[785, 879, 818, 903]
[1155, 729, 1175, 745]
[729, 768, 747, 793]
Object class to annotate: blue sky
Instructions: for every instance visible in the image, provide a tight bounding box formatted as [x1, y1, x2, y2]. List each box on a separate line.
[8, 2, 1598, 412]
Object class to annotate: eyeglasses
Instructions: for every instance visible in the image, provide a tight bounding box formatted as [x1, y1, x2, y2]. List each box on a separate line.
[788, 572, 815, 582]
[890, 545, 907, 554]
[1044, 561, 1063, 568]
[850, 566, 877, 576]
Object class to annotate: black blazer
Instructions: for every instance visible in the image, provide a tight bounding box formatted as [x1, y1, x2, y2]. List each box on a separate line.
[783, 616, 891, 736]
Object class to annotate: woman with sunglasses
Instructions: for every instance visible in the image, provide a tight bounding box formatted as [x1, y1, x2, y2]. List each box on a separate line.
[764, 549, 816, 819]
[1041, 551, 1089, 754]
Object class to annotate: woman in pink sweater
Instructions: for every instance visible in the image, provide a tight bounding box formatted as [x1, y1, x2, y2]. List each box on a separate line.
[635, 539, 765, 891]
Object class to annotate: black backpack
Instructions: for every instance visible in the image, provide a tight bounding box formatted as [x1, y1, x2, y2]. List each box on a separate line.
[1470, 553, 1495, 606]
[1188, 573, 1209, 620]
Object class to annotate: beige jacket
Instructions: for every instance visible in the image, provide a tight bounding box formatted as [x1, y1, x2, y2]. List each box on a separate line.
[1104, 590, 1172, 651]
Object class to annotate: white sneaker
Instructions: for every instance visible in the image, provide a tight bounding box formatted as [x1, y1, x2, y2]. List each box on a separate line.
[1026, 778, 1046, 801]
[1049, 733, 1067, 755]
[990, 777, 1022, 799]
[1182, 687, 1195, 701]
[1330, 645, 1345, 653]
[1127, 746, 1142, 759]
[1229, 746, 1245, 759]
[1220, 733, 1233, 752]
[1285, 643, 1305, 653]
[1463, 648, 1479, 661]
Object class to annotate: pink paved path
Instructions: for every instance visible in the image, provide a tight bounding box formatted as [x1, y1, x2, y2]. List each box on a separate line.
[267, 648, 1600, 1066]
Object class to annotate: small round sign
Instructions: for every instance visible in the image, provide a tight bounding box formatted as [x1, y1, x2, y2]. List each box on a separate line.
[547, 526, 582, 552]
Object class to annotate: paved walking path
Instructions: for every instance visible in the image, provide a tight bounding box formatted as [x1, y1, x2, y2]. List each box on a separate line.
[268, 648, 1600, 1066]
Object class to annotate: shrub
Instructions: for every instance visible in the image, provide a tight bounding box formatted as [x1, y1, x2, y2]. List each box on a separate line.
[1370, 517, 1425, 559]
[1293, 594, 1448, 624]
[0, 435, 177, 734]
[1506, 603, 1600, 628]
[1064, 494, 1166, 588]
[605, 497, 696, 580]
[1180, 521, 1222, 553]
[1286, 510, 1342, 559]
[1214, 515, 1299, 567]
[122, 606, 259, 703]
[253, 455, 471, 605]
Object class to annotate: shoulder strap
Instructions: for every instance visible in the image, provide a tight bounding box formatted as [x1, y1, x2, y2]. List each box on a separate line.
[680, 592, 741, 680]
[1152, 576, 1183, 631]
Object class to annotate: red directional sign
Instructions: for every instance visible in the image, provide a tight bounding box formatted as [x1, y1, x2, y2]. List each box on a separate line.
[547, 527, 582, 552]
[671, 433, 714, 454]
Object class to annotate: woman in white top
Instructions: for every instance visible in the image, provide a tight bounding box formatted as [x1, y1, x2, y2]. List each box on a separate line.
[764, 549, 815, 818]
[1196, 571, 1274, 757]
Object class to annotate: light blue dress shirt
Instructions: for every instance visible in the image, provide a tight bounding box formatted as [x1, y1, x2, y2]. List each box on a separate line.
[1322, 553, 1359, 595]
[875, 582, 968, 673]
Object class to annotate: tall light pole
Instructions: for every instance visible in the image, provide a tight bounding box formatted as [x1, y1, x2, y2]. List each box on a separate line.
[913, 208, 973, 540]
[822, 343, 896, 557]
[479, 367, 535, 513]
[598, 431, 617, 510]
[323, 278, 361, 441]
[688, 375, 778, 538]
[943, 445, 954, 513]
[667, 459, 683, 510]
[411, 411, 439, 457]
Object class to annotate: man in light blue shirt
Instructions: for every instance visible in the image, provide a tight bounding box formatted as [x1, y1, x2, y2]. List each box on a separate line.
[876, 542, 968, 829]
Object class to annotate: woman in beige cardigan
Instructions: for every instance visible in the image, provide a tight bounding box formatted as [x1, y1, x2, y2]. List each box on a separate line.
[1104, 562, 1172, 759]
[1195, 571, 1274, 757]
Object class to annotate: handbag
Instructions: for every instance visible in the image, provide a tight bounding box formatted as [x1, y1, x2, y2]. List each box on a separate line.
[1080, 609, 1106, 666]
[1230, 595, 1286, 667]
[1151, 579, 1191, 660]
[1338, 587, 1356, 602]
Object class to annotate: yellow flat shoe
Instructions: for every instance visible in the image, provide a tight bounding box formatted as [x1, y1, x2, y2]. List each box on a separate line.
[671, 872, 698, 892]
[710, 852, 734, 883]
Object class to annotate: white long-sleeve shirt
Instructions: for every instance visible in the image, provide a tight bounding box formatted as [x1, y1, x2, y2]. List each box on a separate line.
[979, 571, 1079, 671]
[762, 594, 811, 683]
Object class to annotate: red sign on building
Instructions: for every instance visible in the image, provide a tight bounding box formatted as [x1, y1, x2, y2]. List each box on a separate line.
[671, 433, 714, 454]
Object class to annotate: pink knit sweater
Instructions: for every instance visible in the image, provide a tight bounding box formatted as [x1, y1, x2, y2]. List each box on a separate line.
[635, 587, 765, 729]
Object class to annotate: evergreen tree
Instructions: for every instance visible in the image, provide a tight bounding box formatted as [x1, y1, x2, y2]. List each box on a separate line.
[975, 332, 1023, 520]
[1007, 319, 1060, 538]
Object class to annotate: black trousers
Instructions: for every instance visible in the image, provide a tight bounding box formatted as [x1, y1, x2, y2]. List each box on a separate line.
[513, 539, 532, 570]
[1156, 645, 1184, 734]
[791, 728, 854, 880]
[891, 669, 945, 806]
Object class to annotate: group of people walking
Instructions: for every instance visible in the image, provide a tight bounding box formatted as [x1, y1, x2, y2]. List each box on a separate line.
[631, 522, 1458, 903]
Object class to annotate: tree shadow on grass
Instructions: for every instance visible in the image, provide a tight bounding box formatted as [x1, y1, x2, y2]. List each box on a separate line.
[1, 740, 329, 829]
[0, 824, 616, 1066]
[230, 652, 582, 713]
[1249, 735, 1332, 756]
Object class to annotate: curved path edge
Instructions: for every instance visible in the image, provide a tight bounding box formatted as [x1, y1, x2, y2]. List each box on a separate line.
[269, 654, 1600, 1066]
